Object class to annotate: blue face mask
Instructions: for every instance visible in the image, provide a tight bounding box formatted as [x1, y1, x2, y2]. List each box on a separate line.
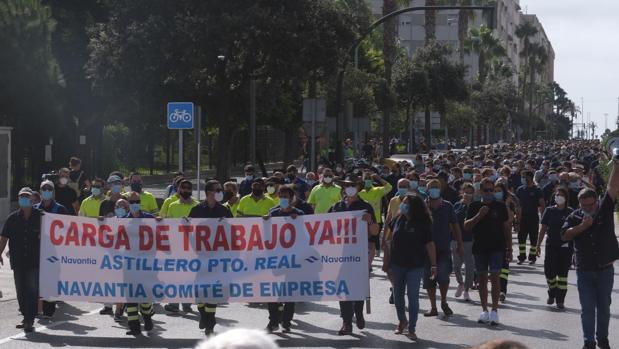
[409, 181, 419, 190]
[18, 197, 32, 208]
[489, 175, 497, 182]
[279, 198, 290, 209]
[463, 173, 472, 181]
[129, 203, 141, 213]
[91, 187, 101, 196]
[428, 188, 441, 199]
[473, 182, 481, 191]
[245, 175, 254, 181]
[483, 193, 495, 202]
[521, 177, 528, 185]
[474, 194, 482, 202]
[494, 191, 504, 201]
[306, 180, 316, 186]
[364, 180, 373, 189]
[399, 203, 409, 215]
[41, 190, 53, 201]
[549, 174, 558, 182]
[397, 188, 408, 197]
[115, 207, 127, 217]
[111, 184, 122, 194]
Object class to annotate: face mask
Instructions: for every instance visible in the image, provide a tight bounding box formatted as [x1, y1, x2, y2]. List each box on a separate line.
[409, 180, 419, 190]
[18, 197, 32, 208]
[474, 194, 482, 202]
[111, 184, 122, 194]
[364, 180, 372, 189]
[129, 203, 141, 213]
[399, 203, 409, 215]
[583, 207, 598, 218]
[59, 177, 69, 186]
[115, 207, 127, 217]
[323, 176, 333, 184]
[344, 187, 358, 197]
[463, 173, 472, 181]
[266, 186, 276, 194]
[520, 177, 527, 185]
[489, 175, 497, 182]
[448, 175, 455, 183]
[279, 198, 290, 209]
[494, 191, 504, 201]
[180, 191, 192, 199]
[474, 161, 481, 168]
[214, 191, 224, 202]
[245, 175, 254, 181]
[555, 195, 566, 205]
[306, 179, 316, 186]
[569, 181, 580, 189]
[463, 193, 473, 201]
[336, 167, 342, 173]
[397, 188, 407, 197]
[428, 188, 441, 199]
[41, 190, 53, 201]
[483, 193, 495, 202]
[433, 166, 441, 172]
[252, 188, 263, 196]
[418, 186, 427, 194]
[549, 174, 558, 182]
[473, 182, 481, 191]
[525, 165, 532, 170]
[130, 183, 142, 192]
[91, 187, 101, 196]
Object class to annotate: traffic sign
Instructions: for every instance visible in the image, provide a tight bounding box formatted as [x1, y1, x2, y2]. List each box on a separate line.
[167, 102, 194, 129]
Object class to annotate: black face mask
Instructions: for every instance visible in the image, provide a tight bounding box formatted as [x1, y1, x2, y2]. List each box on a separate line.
[180, 191, 191, 199]
[252, 188, 263, 196]
[131, 183, 142, 192]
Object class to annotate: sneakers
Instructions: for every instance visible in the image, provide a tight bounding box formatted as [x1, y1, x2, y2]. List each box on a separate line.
[424, 308, 438, 317]
[455, 284, 464, 298]
[266, 321, 279, 333]
[394, 321, 408, 334]
[463, 291, 472, 302]
[99, 306, 113, 315]
[337, 323, 353, 336]
[478, 311, 490, 324]
[489, 310, 499, 326]
[499, 292, 506, 303]
[441, 303, 454, 316]
[406, 332, 418, 341]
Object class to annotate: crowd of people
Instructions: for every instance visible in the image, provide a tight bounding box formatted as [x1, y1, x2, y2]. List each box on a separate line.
[0, 140, 618, 349]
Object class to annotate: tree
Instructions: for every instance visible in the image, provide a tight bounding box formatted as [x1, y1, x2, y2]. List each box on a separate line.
[515, 20, 538, 114]
[87, 0, 365, 180]
[471, 73, 520, 143]
[402, 42, 468, 148]
[463, 24, 506, 84]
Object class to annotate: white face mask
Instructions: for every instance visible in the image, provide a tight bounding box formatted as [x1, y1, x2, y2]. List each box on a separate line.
[344, 187, 357, 197]
[555, 195, 566, 205]
[266, 186, 276, 194]
[59, 177, 69, 185]
[323, 176, 333, 184]
[214, 191, 224, 202]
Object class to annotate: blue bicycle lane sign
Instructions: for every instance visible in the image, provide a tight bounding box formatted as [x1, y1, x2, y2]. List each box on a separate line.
[167, 102, 194, 129]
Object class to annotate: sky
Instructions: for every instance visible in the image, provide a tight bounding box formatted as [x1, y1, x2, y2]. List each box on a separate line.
[519, 0, 619, 138]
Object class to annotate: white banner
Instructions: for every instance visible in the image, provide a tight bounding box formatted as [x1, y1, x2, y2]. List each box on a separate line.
[39, 212, 369, 303]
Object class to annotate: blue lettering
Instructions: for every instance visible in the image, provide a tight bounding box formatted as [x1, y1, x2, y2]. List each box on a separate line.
[208, 259, 219, 272]
[58, 281, 68, 295]
[255, 258, 265, 270]
[153, 284, 163, 298]
[92, 283, 103, 297]
[242, 283, 253, 297]
[100, 255, 111, 270]
[135, 284, 146, 298]
[260, 282, 270, 297]
[188, 259, 201, 272]
[230, 283, 241, 297]
[113, 255, 123, 270]
[164, 259, 174, 271]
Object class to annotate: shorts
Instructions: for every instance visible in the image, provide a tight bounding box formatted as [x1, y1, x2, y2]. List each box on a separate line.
[474, 252, 504, 274]
[423, 250, 452, 288]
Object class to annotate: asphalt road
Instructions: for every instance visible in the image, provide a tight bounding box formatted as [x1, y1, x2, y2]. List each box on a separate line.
[0, 236, 618, 349]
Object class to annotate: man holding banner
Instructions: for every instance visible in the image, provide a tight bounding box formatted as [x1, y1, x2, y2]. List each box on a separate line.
[188, 180, 232, 336]
[329, 174, 379, 336]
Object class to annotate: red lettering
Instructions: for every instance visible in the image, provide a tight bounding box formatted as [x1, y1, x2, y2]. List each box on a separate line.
[98, 224, 114, 248]
[264, 224, 277, 250]
[115, 225, 131, 250]
[319, 220, 335, 245]
[213, 225, 230, 251]
[156, 225, 170, 252]
[305, 221, 321, 245]
[65, 222, 80, 246]
[178, 225, 194, 251]
[247, 224, 264, 250]
[231, 225, 246, 251]
[139, 226, 154, 250]
[280, 223, 295, 248]
[82, 223, 97, 246]
[195, 225, 211, 251]
[50, 219, 64, 245]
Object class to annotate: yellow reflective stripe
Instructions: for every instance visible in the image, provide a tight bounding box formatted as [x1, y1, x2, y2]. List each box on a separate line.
[126, 307, 138, 312]
[500, 268, 510, 274]
[499, 274, 509, 280]
[197, 304, 205, 309]
[557, 285, 568, 290]
[204, 308, 216, 313]
[557, 276, 568, 281]
[127, 316, 139, 321]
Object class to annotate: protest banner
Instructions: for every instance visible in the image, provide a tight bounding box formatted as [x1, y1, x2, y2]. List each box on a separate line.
[39, 211, 369, 304]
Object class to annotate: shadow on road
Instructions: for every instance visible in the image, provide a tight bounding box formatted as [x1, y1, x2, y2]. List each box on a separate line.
[12, 332, 201, 348]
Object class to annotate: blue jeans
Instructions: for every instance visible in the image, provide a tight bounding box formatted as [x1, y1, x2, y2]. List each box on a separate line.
[576, 266, 614, 346]
[13, 268, 39, 324]
[391, 264, 423, 333]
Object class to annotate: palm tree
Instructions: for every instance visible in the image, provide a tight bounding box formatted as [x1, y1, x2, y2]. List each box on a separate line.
[515, 20, 538, 114]
[425, 0, 437, 43]
[527, 42, 548, 123]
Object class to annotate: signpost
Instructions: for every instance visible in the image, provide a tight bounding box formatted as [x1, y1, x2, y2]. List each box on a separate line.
[167, 102, 195, 173]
